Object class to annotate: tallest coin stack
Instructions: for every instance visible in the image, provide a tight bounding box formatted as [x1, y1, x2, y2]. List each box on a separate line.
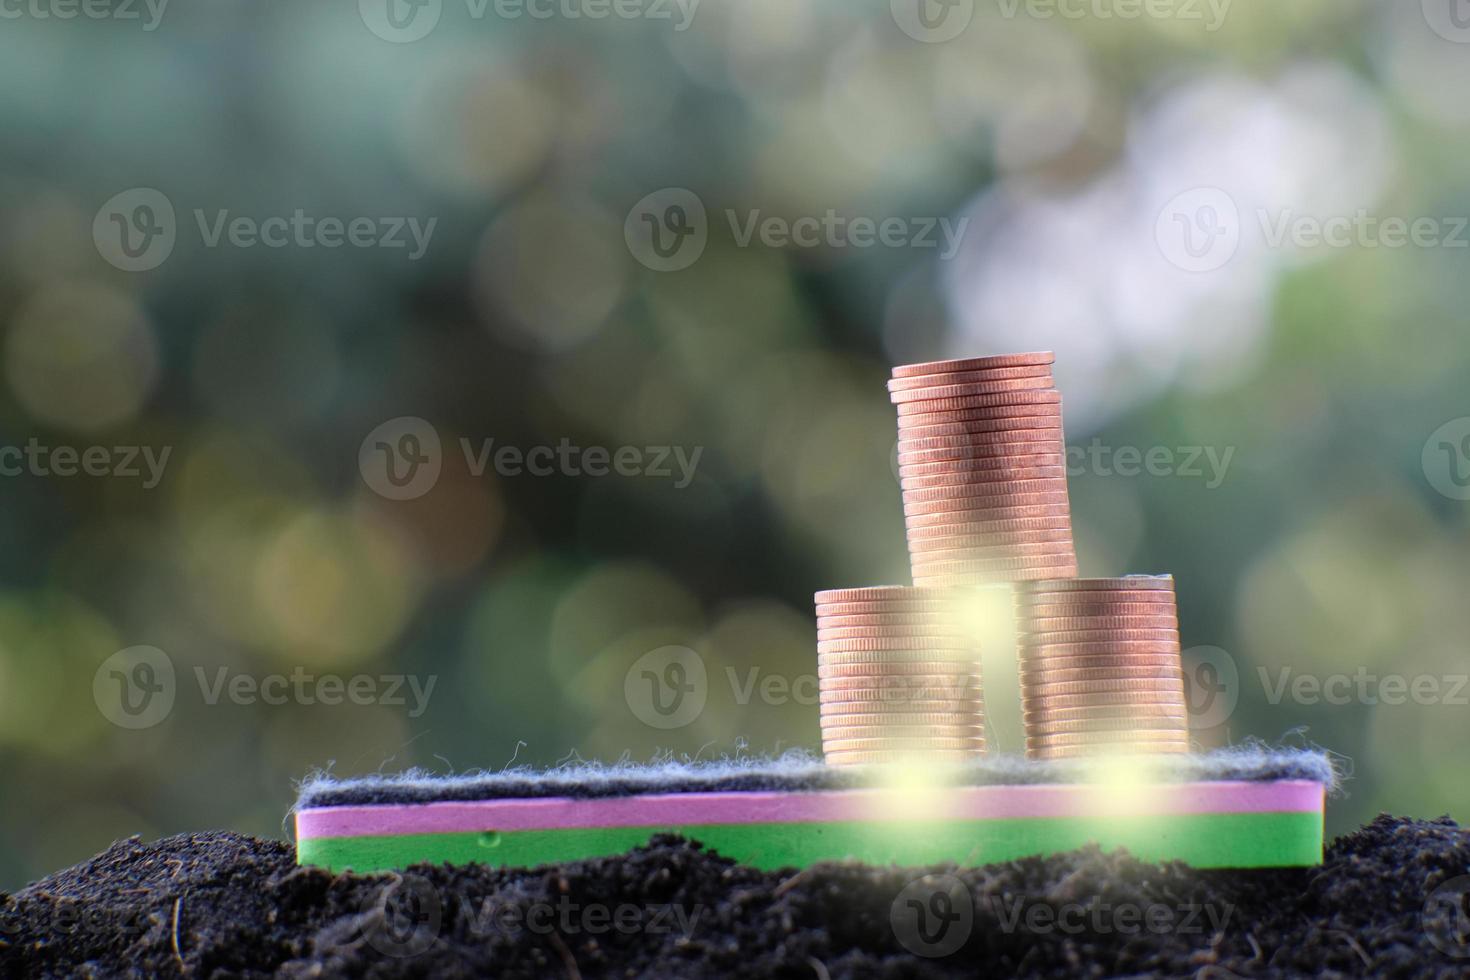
[814, 352, 1193, 765]
[893, 353, 1078, 584]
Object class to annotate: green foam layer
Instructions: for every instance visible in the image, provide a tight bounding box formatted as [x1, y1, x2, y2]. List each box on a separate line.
[298, 810, 1322, 873]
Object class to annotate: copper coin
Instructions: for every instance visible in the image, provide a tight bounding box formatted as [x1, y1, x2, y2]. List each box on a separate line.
[898, 425, 1064, 447]
[817, 625, 971, 640]
[889, 377, 1056, 404]
[817, 658, 976, 675]
[1020, 655, 1182, 674]
[1020, 629, 1179, 645]
[1022, 615, 1180, 633]
[1019, 601, 1177, 619]
[1019, 638, 1183, 654]
[819, 661, 982, 678]
[917, 564, 1081, 587]
[815, 601, 974, 617]
[1022, 704, 1186, 723]
[893, 443, 1070, 467]
[823, 690, 981, 705]
[818, 650, 978, 666]
[1027, 741, 1189, 759]
[903, 495, 1073, 519]
[1023, 707, 1186, 727]
[1026, 730, 1191, 749]
[815, 587, 958, 604]
[896, 416, 1065, 441]
[817, 613, 972, 628]
[893, 393, 1058, 420]
[907, 528, 1075, 549]
[823, 736, 985, 752]
[900, 467, 1069, 492]
[911, 553, 1080, 574]
[819, 692, 987, 710]
[818, 637, 977, 653]
[819, 710, 987, 726]
[1020, 665, 1183, 685]
[1027, 745, 1188, 761]
[1018, 576, 1174, 592]
[824, 749, 983, 765]
[1020, 671, 1182, 691]
[899, 452, 1066, 477]
[900, 467, 1068, 494]
[1018, 683, 1186, 702]
[1023, 710, 1186, 730]
[1014, 594, 1177, 612]
[908, 541, 1077, 561]
[887, 364, 1053, 391]
[891, 353, 1055, 378]
[908, 539, 1077, 559]
[903, 479, 1071, 504]
[896, 405, 1065, 428]
[821, 725, 987, 742]
[905, 512, 1073, 533]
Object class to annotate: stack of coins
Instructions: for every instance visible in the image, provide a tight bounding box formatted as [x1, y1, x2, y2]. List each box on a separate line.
[1014, 576, 1189, 759]
[815, 586, 987, 766]
[892, 353, 1078, 586]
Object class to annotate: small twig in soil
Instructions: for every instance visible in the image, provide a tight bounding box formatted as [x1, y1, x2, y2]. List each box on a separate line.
[1245, 932, 1263, 967]
[1329, 929, 1371, 969]
[170, 897, 186, 974]
[545, 929, 581, 980]
[774, 868, 813, 897]
[806, 956, 831, 979]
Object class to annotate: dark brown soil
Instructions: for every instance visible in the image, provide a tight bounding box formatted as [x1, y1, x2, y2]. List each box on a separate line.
[3, 814, 1468, 978]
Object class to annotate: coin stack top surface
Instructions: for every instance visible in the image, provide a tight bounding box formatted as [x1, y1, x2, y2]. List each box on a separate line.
[892, 353, 1078, 586]
[1013, 576, 1189, 760]
[814, 586, 986, 766]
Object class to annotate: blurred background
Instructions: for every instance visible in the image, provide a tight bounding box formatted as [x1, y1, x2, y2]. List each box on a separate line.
[1, 0, 1468, 889]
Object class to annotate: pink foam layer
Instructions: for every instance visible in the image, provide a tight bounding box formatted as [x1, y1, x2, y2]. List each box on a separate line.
[296, 780, 1325, 840]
